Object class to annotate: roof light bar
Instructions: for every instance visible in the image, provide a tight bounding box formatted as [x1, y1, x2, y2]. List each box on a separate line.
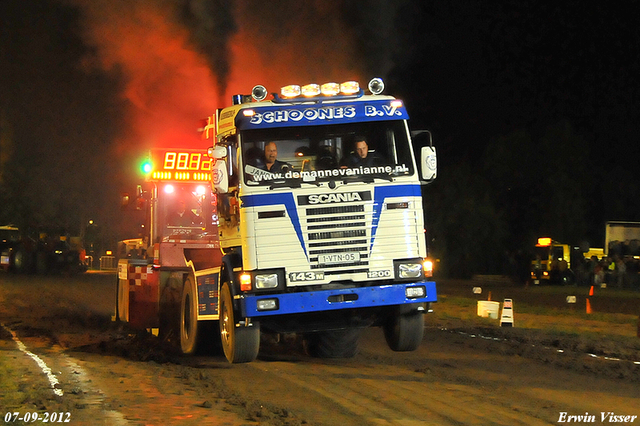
[271, 79, 375, 103]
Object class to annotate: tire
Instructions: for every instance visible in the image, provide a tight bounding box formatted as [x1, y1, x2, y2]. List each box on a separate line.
[180, 277, 199, 354]
[219, 281, 260, 363]
[116, 277, 129, 322]
[384, 304, 424, 352]
[158, 278, 181, 342]
[304, 328, 361, 358]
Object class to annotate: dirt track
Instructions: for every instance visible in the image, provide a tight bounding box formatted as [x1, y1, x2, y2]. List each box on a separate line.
[1, 273, 639, 425]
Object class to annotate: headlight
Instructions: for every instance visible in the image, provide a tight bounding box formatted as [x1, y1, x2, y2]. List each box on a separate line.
[256, 298, 279, 311]
[255, 273, 278, 289]
[406, 286, 426, 298]
[398, 263, 422, 279]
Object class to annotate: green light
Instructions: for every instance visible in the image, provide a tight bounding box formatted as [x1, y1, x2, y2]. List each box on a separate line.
[141, 160, 152, 174]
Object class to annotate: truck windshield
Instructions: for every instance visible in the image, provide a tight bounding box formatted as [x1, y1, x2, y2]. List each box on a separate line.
[156, 183, 216, 241]
[240, 120, 414, 185]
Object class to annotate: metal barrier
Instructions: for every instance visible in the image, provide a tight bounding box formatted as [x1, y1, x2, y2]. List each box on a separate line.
[100, 255, 117, 270]
[84, 255, 94, 269]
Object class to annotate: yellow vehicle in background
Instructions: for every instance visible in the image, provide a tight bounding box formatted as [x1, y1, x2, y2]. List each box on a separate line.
[531, 237, 573, 285]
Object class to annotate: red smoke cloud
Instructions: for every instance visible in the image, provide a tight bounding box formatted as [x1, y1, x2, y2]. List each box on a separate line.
[74, 0, 366, 154]
[74, 0, 218, 152]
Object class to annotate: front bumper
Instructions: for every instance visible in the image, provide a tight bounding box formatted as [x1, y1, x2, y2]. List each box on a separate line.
[241, 281, 437, 317]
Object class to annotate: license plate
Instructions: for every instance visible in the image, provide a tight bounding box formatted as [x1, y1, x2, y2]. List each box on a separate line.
[318, 252, 360, 265]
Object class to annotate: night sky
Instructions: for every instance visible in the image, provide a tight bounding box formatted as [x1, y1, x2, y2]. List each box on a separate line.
[1, 1, 639, 276]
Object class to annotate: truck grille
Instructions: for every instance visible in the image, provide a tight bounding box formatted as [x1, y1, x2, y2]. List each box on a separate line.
[304, 203, 370, 275]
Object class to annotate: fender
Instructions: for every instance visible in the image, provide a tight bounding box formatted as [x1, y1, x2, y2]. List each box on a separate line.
[220, 249, 243, 311]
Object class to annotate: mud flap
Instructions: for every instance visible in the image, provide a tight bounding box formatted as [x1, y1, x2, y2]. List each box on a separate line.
[117, 259, 159, 329]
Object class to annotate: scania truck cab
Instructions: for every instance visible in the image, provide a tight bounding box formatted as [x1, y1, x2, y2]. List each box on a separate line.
[206, 79, 438, 362]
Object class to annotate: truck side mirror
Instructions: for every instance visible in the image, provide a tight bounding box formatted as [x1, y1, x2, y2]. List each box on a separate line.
[209, 145, 227, 160]
[121, 193, 130, 209]
[420, 146, 437, 181]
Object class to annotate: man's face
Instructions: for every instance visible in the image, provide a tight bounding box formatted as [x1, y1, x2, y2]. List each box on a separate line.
[355, 141, 368, 159]
[265, 143, 278, 163]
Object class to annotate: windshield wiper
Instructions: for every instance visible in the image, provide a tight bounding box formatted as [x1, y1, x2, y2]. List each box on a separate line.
[340, 174, 393, 183]
[268, 180, 302, 190]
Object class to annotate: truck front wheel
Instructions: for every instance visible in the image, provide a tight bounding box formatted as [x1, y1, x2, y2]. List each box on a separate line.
[219, 282, 260, 363]
[180, 277, 199, 354]
[384, 304, 424, 352]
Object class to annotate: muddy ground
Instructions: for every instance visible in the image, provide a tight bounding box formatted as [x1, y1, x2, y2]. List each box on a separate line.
[1, 273, 639, 425]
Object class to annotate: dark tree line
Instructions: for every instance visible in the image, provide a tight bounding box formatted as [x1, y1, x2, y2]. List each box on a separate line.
[391, 1, 640, 278]
[0, 1, 126, 244]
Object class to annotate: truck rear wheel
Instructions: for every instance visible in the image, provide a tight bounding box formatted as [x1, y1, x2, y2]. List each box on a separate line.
[219, 282, 260, 363]
[180, 277, 199, 354]
[115, 276, 129, 322]
[304, 328, 361, 358]
[158, 278, 181, 342]
[384, 304, 424, 351]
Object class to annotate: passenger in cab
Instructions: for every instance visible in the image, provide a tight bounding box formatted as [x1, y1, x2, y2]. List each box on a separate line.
[341, 136, 383, 167]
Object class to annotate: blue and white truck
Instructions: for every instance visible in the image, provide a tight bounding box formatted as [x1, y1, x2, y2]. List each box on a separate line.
[204, 78, 437, 362]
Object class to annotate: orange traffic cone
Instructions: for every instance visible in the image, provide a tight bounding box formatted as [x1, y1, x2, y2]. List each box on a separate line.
[586, 298, 593, 314]
[589, 286, 594, 296]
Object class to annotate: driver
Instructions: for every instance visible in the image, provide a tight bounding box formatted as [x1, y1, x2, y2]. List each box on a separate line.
[262, 141, 292, 173]
[167, 200, 202, 227]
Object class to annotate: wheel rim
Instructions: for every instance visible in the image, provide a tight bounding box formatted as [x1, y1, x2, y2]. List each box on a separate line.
[221, 298, 231, 347]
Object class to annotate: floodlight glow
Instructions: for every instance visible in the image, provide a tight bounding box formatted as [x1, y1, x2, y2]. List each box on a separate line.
[538, 237, 552, 246]
[321, 82, 340, 96]
[281, 85, 301, 98]
[340, 81, 360, 94]
[164, 184, 175, 194]
[301, 84, 321, 97]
